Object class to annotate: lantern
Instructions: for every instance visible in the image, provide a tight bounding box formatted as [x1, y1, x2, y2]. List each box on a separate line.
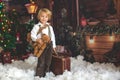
[25, 1, 38, 20]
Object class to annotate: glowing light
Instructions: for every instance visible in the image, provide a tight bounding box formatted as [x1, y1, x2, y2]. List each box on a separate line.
[4, 44, 6, 47]
[8, 29, 11, 31]
[1, 40, 3, 43]
[89, 36, 94, 43]
[25, 1, 38, 20]
[110, 35, 114, 41]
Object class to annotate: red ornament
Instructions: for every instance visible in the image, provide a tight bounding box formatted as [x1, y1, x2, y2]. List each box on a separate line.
[81, 16, 87, 27]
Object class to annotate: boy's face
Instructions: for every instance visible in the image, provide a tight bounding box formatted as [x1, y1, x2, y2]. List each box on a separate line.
[39, 12, 49, 24]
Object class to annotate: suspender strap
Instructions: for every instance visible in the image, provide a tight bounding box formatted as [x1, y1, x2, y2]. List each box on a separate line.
[37, 24, 51, 38]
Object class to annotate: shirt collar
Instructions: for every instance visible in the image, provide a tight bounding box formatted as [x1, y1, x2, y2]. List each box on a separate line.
[38, 22, 50, 27]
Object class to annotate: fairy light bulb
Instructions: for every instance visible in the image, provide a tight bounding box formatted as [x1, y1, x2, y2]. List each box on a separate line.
[2, 26, 5, 29]
[110, 35, 114, 41]
[4, 44, 6, 47]
[1, 40, 3, 43]
[8, 28, 11, 31]
[8, 40, 10, 42]
[1, 22, 3, 25]
[89, 36, 94, 43]
[6, 20, 8, 22]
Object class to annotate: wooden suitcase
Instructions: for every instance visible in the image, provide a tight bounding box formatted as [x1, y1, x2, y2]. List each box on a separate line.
[50, 55, 71, 75]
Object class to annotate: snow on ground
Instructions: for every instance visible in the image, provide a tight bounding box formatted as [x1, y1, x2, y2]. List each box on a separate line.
[0, 55, 120, 80]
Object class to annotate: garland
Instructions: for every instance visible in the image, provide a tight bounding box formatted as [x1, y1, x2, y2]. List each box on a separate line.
[79, 23, 120, 35]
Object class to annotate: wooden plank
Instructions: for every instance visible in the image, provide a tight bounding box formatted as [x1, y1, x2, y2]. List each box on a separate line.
[86, 35, 115, 49]
[86, 42, 114, 49]
[92, 49, 111, 55]
[93, 54, 107, 62]
[85, 34, 120, 62]
[86, 35, 116, 42]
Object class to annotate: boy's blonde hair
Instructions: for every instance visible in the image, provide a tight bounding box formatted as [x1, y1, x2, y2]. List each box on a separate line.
[37, 8, 52, 21]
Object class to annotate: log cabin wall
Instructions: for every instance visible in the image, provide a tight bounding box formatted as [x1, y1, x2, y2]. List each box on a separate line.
[113, 0, 120, 20]
[79, 0, 109, 19]
[86, 34, 120, 62]
[79, 0, 120, 23]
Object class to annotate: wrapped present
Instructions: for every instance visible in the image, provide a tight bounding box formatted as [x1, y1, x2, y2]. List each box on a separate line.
[2, 51, 12, 64]
[56, 45, 65, 53]
[11, 56, 19, 61]
[56, 45, 72, 56]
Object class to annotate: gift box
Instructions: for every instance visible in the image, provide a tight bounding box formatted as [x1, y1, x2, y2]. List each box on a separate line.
[56, 45, 72, 57]
[1, 51, 12, 64]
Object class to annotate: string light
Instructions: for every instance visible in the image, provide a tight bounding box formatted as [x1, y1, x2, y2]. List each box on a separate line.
[1, 40, 3, 43]
[8, 28, 11, 31]
[4, 44, 6, 47]
[89, 36, 94, 43]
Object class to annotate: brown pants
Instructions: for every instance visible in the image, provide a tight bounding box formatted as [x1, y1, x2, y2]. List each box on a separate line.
[35, 41, 53, 77]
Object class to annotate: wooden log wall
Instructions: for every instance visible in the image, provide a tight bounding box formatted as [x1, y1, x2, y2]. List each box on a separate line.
[86, 34, 120, 62]
[81, 0, 109, 19]
[113, 0, 120, 20]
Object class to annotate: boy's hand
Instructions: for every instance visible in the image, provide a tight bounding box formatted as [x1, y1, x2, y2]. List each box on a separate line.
[53, 48, 58, 56]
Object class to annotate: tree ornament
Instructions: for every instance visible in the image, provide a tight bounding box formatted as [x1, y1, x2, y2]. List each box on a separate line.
[8, 28, 11, 32]
[0, 0, 16, 52]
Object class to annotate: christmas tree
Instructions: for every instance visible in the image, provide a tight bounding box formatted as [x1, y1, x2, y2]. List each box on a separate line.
[0, 0, 16, 51]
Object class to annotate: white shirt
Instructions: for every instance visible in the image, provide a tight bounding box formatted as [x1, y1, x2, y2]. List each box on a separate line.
[31, 22, 56, 48]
